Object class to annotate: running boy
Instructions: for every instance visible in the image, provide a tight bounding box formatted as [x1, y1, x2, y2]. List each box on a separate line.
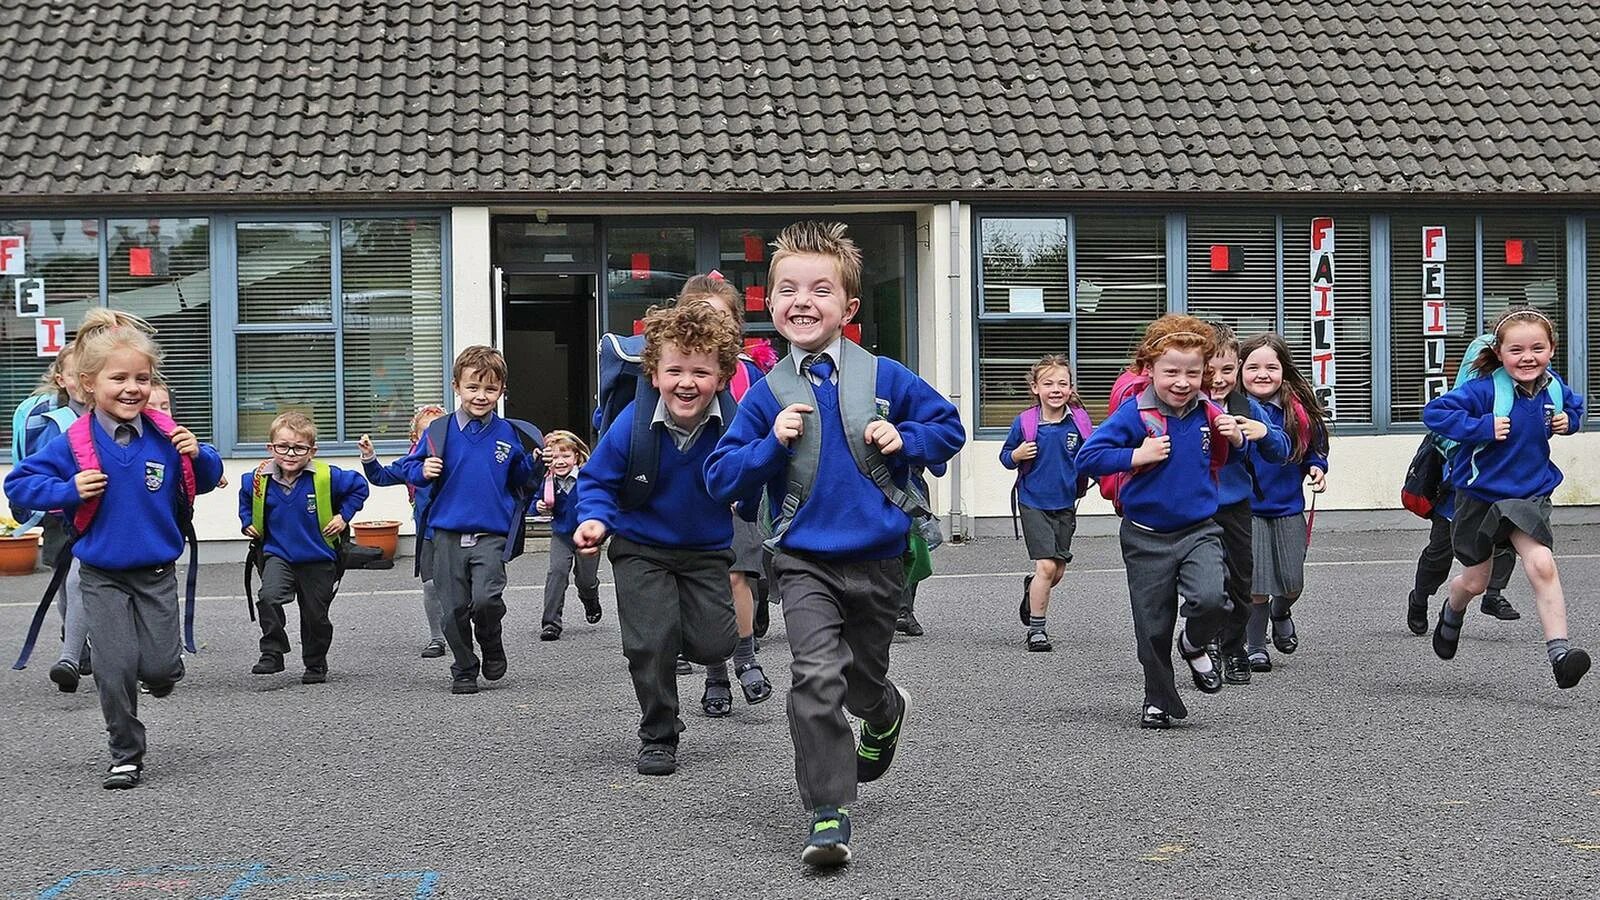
[573, 303, 743, 777]
[397, 346, 544, 694]
[705, 221, 966, 868]
[240, 412, 369, 684]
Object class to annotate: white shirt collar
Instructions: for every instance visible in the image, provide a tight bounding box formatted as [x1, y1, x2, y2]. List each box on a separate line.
[789, 335, 844, 375]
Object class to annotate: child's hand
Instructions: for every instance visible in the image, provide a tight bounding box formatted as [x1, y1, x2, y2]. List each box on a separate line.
[243, 525, 259, 538]
[1131, 434, 1171, 467]
[322, 514, 347, 536]
[168, 426, 199, 458]
[1010, 441, 1038, 463]
[774, 403, 813, 447]
[535, 500, 550, 515]
[864, 420, 903, 455]
[1493, 416, 1511, 441]
[1236, 416, 1268, 441]
[1213, 414, 1242, 446]
[357, 434, 375, 459]
[574, 519, 608, 555]
[75, 469, 108, 501]
[422, 457, 444, 480]
[217, 473, 229, 489]
[1552, 412, 1571, 434]
[1307, 465, 1327, 493]
[540, 445, 555, 466]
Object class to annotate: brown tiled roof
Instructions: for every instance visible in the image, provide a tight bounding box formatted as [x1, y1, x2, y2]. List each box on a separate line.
[5, 1, 1600, 203]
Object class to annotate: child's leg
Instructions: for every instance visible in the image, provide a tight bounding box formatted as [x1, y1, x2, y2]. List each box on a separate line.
[1214, 501, 1253, 660]
[1509, 530, 1567, 641]
[1118, 522, 1186, 717]
[610, 537, 687, 750]
[129, 565, 184, 689]
[574, 546, 602, 617]
[78, 565, 141, 766]
[256, 557, 296, 663]
[59, 559, 89, 666]
[839, 558, 906, 729]
[774, 552, 864, 810]
[421, 580, 445, 642]
[1028, 558, 1062, 619]
[293, 562, 338, 675]
[1267, 514, 1308, 648]
[542, 535, 575, 630]
[1175, 525, 1230, 648]
[430, 531, 480, 680]
[730, 571, 756, 640]
[465, 536, 510, 662]
[1486, 543, 1518, 597]
[1413, 514, 1455, 601]
[680, 551, 739, 666]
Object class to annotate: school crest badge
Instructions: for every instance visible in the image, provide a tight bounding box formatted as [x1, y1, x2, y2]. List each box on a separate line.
[145, 461, 166, 492]
[1200, 426, 1212, 455]
[307, 495, 319, 515]
[875, 398, 891, 420]
[1066, 433, 1081, 452]
[494, 440, 513, 464]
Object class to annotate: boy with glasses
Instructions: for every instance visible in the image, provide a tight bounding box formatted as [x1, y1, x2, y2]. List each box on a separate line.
[239, 412, 369, 683]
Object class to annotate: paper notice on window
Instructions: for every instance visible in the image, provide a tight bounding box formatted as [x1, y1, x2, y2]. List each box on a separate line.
[1007, 286, 1045, 314]
[1075, 280, 1104, 313]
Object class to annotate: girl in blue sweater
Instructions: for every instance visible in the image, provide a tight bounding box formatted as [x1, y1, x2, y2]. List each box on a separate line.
[1000, 354, 1091, 652]
[359, 404, 448, 658]
[1239, 333, 1329, 671]
[5, 314, 223, 789]
[1422, 307, 1588, 689]
[538, 429, 602, 640]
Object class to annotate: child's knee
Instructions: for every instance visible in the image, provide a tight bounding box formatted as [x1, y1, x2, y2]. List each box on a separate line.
[1457, 567, 1490, 594]
[1034, 558, 1062, 580]
[1523, 548, 1558, 584]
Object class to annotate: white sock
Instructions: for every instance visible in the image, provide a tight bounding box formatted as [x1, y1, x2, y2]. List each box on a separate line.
[1181, 632, 1214, 673]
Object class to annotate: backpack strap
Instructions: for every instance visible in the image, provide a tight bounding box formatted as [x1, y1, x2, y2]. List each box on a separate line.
[64, 415, 100, 535]
[1201, 400, 1231, 480]
[620, 377, 661, 511]
[140, 408, 201, 653]
[500, 417, 546, 563]
[11, 540, 78, 670]
[1011, 406, 1042, 539]
[730, 358, 753, 402]
[311, 461, 337, 550]
[412, 415, 453, 577]
[1069, 405, 1093, 440]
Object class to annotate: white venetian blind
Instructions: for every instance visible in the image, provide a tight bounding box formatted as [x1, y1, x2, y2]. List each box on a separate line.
[235, 222, 336, 444]
[341, 219, 445, 443]
[1482, 215, 1566, 377]
[1073, 214, 1167, 420]
[1185, 214, 1279, 339]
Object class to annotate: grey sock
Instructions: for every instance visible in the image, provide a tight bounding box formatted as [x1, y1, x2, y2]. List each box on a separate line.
[706, 661, 730, 686]
[733, 635, 757, 667]
[1246, 603, 1269, 653]
[1270, 594, 1294, 619]
[1547, 638, 1571, 664]
[1438, 602, 1465, 641]
[1028, 615, 1046, 633]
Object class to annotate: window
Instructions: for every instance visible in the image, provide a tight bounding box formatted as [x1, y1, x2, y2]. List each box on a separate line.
[1391, 215, 1476, 424]
[494, 220, 595, 267]
[1074, 215, 1167, 419]
[1589, 218, 1600, 411]
[0, 218, 99, 448]
[605, 226, 694, 335]
[1185, 213, 1278, 336]
[1283, 216, 1371, 423]
[1482, 215, 1567, 377]
[974, 218, 1070, 429]
[232, 217, 445, 447]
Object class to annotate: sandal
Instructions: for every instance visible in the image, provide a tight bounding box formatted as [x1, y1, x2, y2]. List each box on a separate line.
[1270, 612, 1299, 654]
[701, 680, 733, 717]
[735, 661, 773, 704]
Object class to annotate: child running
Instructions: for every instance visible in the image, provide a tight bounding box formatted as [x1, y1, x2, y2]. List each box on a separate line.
[999, 354, 1091, 652]
[706, 221, 966, 867]
[573, 302, 744, 777]
[1238, 333, 1329, 671]
[359, 405, 449, 657]
[1205, 324, 1289, 685]
[241, 412, 369, 683]
[538, 429, 602, 640]
[1077, 315, 1241, 728]
[4, 312, 223, 788]
[1421, 307, 1589, 688]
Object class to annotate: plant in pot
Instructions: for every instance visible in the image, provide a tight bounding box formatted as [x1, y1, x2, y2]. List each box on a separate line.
[0, 515, 42, 576]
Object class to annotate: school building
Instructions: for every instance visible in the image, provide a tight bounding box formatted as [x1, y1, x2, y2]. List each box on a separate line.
[3, 1, 1599, 551]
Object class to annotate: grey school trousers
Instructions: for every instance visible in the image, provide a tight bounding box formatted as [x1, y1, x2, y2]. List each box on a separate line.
[1119, 518, 1228, 719]
[256, 556, 338, 673]
[79, 562, 186, 767]
[774, 551, 906, 810]
[431, 530, 509, 680]
[609, 536, 736, 749]
[542, 532, 601, 628]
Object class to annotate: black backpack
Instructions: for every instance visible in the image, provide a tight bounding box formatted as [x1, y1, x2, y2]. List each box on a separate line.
[1401, 434, 1446, 519]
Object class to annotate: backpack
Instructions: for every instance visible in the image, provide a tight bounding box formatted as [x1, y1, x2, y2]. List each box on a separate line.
[1096, 372, 1230, 516]
[615, 376, 739, 511]
[243, 461, 354, 617]
[416, 413, 546, 571]
[1009, 404, 1093, 539]
[13, 409, 201, 670]
[8, 396, 78, 531]
[596, 331, 760, 433]
[760, 339, 932, 553]
[1434, 332, 1564, 461]
[1400, 434, 1447, 519]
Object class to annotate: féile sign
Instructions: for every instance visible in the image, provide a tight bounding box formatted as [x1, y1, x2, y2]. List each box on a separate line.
[1309, 217, 1336, 420]
[1422, 226, 1449, 401]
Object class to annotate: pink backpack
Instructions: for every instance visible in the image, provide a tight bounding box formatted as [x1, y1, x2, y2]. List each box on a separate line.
[1010, 404, 1093, 539]
[1097, 371, 1230, 516]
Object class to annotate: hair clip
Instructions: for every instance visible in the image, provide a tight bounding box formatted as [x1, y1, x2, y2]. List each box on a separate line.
[708, 270, 725, 282]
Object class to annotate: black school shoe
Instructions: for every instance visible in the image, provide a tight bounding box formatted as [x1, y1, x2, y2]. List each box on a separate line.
[1406, 591, 1429, 636]
[540, 623, 562, 642]
[1222, 654, 1252, 685]
[895, 611, 924, 636]
[301, 668, 327, 685]
[582, 597, 603, 625]
[49, 660, 81, 693]
[1554, 649, 1592, 689]
[1270, 612, 1299, 654]
[1481, 593, 1521, 620]
[103, 764, 142, 790]
[637, 745, 677, 776]
[143, 680, 176, 698]
[1248, 650, 1272, 672]
[451, 676, 479, 694]
[857, 685, 911, 783]
[1177, 630, 1223, 694]
[1432, 601, 1461, 660]
[251, 653, 284, 675]
[675, 656, 693, 675]
[420, 639, 446, 659]
[1140, 706, 1171, 729]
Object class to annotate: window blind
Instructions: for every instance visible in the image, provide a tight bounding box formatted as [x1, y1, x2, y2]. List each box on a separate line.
[1073, 215, 1167, 420]
[1482, 215, 1566, 377]
[1282, 216, 1372, 423]
[341, 219, 445, 442]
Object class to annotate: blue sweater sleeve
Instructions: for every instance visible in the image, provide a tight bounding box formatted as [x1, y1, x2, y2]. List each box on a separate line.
[1561, 381, 1586, 432]
[1423, 379, 1497, 445]
[333, 466, 369, 521]
[884, 362, 966, 471]
[192, 444, 224, 493]
[362, 455, 408, 487]
[1248, 398, 1292, 464]
[1076, 403, 1141, 477]
[395, 439, 431, 488]
[999, 419, 1024, 470]
[704, 384, 792, 506]
[3, 436, 80, 512]
[237, 473, 255, 529]
[572, 404, 632, 531]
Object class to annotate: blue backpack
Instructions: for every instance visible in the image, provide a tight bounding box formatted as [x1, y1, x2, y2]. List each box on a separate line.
[8, 395, 77, 530]
[416, 414, 546, 570]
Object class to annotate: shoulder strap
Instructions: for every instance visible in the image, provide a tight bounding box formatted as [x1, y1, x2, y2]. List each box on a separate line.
[414, 415, 453, 547]
[65, 415, 100, 535]
[10, 397, 38, 464]
[838, 341, 929, 523]
[1069, 405, 1093, 439]
[620, 380, 661, 510]
[1138, 408, 1166, 437]
[762, 356, 820, 549]
[1202, 400, 1231, 478]
[142, 409, 197, 507]
[1491, 368, 1514, 419]
[1016, 406, 1041, 478]
[1544, 372, 1565, 411]
[250, 462, 271, 538]
[312, 461, 337, 549]
[44, 406, 77, 432]
[730, 361, 752, 402]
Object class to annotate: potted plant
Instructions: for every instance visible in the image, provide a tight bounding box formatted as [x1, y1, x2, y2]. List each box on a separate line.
[0, 516, 41, 575]
[352, 519, 402, 560]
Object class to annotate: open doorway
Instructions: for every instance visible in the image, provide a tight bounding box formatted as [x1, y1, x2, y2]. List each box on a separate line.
[499, 273, 597, 440]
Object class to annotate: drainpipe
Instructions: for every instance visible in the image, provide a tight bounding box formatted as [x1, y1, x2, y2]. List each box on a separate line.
[946, 200, 968, 541]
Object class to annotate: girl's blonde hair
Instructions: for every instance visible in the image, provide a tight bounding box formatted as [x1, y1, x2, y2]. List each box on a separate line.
[72, 308, 161, 385]
[543, 429, 591, 465]
[677, 273, 744, 327]
[1028, 354, 1082, 408]
[1471, 306, 1558, 377]
[409, 404, 448, 442]
[30, 355, 67, 398]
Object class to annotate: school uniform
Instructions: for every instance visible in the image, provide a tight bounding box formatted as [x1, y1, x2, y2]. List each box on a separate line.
[364, 452, 443, 643]
[1423, 372, 1584, 566]
[1413, 465, 1515, 602]
[1249, 400, 1329, 598]
[1212, 393, 1290, 659]
[541, 471, 601, 631]
[705, 339, 966, 809]
[397, 410, 541, 682]
[575, 397, 737, 753]
[4, 410, 223, 769]
[999, 410, 1086, 561]
[238, 461, 368, 675]
[1077, 389, 1231, 719]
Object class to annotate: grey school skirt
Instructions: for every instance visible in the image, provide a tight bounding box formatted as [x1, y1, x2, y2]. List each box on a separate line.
[1452, 492, 1553, 567]
[1251, 513, 1307, 597]
[731, 515, 766, 575]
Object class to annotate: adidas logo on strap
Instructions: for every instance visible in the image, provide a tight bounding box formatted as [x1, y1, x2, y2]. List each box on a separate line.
[633, 474, 649, 483]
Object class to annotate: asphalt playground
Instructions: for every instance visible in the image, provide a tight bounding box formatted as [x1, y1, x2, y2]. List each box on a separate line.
[0, 525, 1597, 899]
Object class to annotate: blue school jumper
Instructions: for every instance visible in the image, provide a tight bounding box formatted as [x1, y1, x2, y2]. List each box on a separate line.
[395, 413, 538, 535]
[1077, 397, 1226, 532]
[575, 400, 732, 551]
[1248, 400, 1330, 519]
[1423, 373, 1584, 503]
[999, 412, 1085, 511]
[4, 418, 223, 569]
[1217, 396, 1291, 507]
[363, 454, 434, 538]
[704, 355, 966, 561]
[550, 474, 580, 537]
[238, 465, 369, 564]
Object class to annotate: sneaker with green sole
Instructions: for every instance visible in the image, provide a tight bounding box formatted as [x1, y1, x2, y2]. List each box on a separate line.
[801, 805, 852, 867]
[857, 684, 910, 783]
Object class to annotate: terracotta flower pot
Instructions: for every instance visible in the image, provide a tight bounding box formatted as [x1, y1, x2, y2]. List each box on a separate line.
[0, 533, 41, 575]
[352, 520, 402, 560]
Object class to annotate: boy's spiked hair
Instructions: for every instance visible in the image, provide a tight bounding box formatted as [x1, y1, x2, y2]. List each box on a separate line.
[269, 410, 318, 443]
[452, 344, 508, 387]
[640, 302, 742, 381]
[767, 221, 863, 301]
